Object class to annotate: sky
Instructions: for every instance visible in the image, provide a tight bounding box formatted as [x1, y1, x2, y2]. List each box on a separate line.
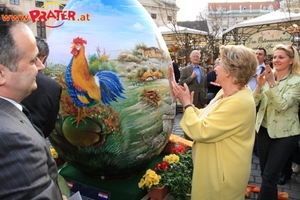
[47, 0, 168, 65]
[176, 0, 273, 21]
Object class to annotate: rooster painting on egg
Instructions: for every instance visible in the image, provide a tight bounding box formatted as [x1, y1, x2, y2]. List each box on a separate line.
[65, 37, 125, 126]
[47, 0, 175, 178]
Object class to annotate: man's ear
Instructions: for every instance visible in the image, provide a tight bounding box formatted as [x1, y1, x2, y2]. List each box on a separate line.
[39, 55, 47, 64]
[0, 65, 7, 85]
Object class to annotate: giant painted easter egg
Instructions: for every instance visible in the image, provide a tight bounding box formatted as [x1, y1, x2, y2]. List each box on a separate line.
[47, 0, 175, 178]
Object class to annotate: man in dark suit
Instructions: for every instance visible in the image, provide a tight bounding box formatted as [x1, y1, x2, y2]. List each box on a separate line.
[179, 50, 207, 109]
[0, 5, 64, 200]
[171, 55, 180, 83]
[206, 58, 221, 104]
[22, 37, 62, 138]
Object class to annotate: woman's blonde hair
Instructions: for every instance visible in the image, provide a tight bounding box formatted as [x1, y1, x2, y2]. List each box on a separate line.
[219, 45, 257, 86]
[273, 44, 300, 75]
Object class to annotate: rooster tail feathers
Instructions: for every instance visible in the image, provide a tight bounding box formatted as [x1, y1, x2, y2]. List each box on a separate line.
[95, 71, 125, 105]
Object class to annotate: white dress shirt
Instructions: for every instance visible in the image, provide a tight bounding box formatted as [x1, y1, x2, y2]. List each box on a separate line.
[248, 63, 266, 91]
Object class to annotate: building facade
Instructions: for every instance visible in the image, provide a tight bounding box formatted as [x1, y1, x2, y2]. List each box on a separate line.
[138, 0, 179, 27]
[206, 1, 280, 36]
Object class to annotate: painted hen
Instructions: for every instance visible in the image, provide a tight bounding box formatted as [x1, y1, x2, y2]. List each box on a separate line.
[65, 37, 125, 125]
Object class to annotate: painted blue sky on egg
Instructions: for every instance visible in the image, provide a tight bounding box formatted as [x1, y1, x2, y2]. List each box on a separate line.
[47, 0, 165, 65]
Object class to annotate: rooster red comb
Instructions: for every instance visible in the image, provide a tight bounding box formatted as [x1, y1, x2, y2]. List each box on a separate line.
[73, 37, 87, 45]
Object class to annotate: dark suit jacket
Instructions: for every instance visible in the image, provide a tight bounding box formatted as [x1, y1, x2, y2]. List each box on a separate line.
[0, 98, 62, 199]
[172, 61, 180, 83]
[206, 70, 221, 95]
[206, 70, 221, 104]
[179, 65, 207, 108]
[22, 72, 62, 138]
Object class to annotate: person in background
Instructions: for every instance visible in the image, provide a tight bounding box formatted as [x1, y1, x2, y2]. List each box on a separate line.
[179, 50, 207, 109]
[254, 44, 300, 199]
[206, 58, 221, 104]
[171, 45, 257, 200]
[278, 102, 300, 185]
[249, 47, 267, 157]
[0, 4, 65, 199]
[22, 37, 62, 138]
[179, 50, 207, 140]
[291, 135, 300, 174]
[248, 47, 267, 91]
[171, 55, 180, 83]
[291, 104, 300, 174]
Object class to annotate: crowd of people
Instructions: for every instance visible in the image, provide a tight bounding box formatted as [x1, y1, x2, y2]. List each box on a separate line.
[0, 2, 299, 200]
[172, 44, 300, 199]
[173, 45, 258, 199]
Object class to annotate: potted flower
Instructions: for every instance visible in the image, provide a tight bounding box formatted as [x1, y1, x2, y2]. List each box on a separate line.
[138, 169, 169, 200]
[161, 146, 192, 200]
[138, 144, 193, 200]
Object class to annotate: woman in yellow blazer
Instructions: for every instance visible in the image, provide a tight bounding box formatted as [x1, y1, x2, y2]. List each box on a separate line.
[254, 44, 300, 200]
[172, 45, 257, 200]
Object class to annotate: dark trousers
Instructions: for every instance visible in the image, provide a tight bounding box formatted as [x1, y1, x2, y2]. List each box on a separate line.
[253, 134, 259, 156]
[280, 154, 293, 177]
[257, 126, 298, 200]
[293, 135, 300, 164]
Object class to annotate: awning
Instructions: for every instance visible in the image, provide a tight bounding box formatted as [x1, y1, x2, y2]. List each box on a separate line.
[224, 10, 300, 34]
[158, 24, 208, 35]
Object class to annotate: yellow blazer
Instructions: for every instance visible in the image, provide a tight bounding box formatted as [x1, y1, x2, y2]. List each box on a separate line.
[253, 74, 300, 138]
[180, 87, 255, 200]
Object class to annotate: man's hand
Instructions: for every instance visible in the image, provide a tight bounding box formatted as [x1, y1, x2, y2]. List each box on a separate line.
[210, 82, 221, 87]
[191, 71, 197, 79]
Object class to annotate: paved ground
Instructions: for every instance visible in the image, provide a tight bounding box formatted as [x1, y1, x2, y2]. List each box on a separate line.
[172, 113, 300, 200]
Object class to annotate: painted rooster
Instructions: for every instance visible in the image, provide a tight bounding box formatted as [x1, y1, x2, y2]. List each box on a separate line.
[65, 37, 125, 125]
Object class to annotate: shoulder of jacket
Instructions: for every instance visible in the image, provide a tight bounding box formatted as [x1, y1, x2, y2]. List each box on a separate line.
[289, 74, 300, 82]
[182, 66, 192, 71]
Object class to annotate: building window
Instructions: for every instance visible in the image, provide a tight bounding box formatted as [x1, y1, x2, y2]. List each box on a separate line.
[167, 16, 172, 22]
[59, 4, 66, 10]
[37, 21, 46, 39]
[10, 0, 20, 5]
[151, 13, 157, 19]
[243, 17, 247, 20]
[35, 1, 44, 7]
